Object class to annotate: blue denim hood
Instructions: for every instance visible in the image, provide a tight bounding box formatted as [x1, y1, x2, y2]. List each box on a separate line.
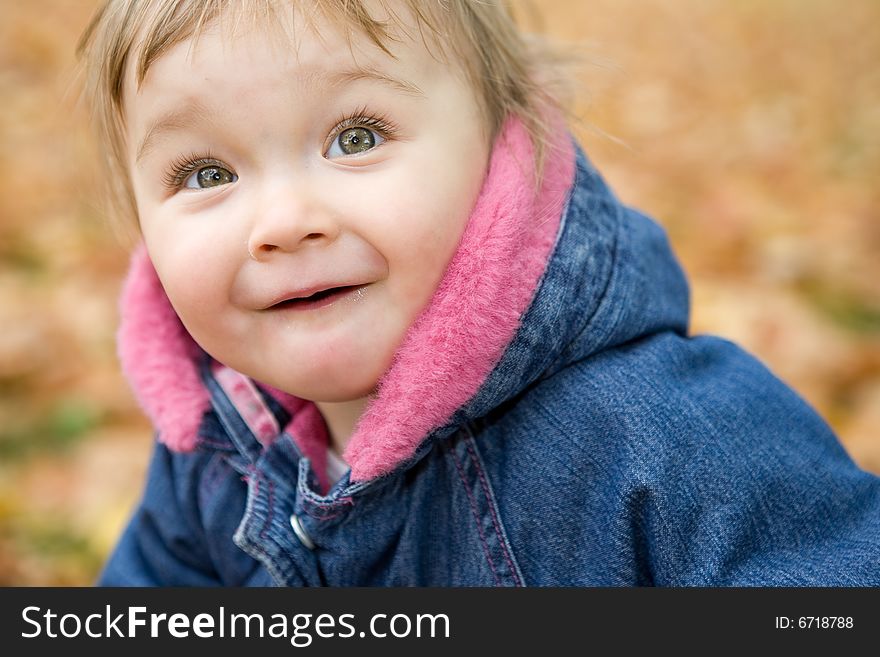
[101, 126, 880, 586]
[387, 141, 693, 482]
[456, 149, 690, 419]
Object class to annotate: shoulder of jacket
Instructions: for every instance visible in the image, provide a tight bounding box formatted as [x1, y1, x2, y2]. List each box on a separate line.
[521, 330, 837, 477]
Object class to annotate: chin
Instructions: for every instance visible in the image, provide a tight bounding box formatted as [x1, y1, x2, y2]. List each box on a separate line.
[270, 372, 383, 403]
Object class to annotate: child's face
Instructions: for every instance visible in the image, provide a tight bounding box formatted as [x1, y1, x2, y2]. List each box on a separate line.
[124, 5, 490, 401]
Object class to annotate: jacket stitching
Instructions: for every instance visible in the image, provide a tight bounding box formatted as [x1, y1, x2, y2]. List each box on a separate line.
[203, 364, 263, 463]
[260, 473, 275, 543]
[302, 503, 349, 521]
[232, 467, 286, 586]
[464, 438, 523, 586]
[445, 442, 502, 586]
[196, 435, 234, 450]
[302, 499, 353, 521]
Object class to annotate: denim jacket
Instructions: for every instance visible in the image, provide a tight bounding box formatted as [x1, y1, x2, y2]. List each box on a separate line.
[99, 120, 880, 586]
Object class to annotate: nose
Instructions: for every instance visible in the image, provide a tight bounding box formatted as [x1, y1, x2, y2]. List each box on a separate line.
[246, 178, 341, 260]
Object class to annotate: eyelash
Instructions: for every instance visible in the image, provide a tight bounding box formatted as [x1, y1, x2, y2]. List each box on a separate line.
[327, 105, 399, 150]
[162, 152, 222, 190]
[160, 107, 399, 192]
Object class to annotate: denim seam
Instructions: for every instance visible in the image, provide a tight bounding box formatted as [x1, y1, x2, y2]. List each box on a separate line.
[301, 494, 355, 519]
[210, 392, 261, 463]
[302, 506, 347, 521]
[281, 431, 358, 513]
[222, 453, 251, 477]
[232, 472, 284, 586]
[202, 362, 263, 463]
[445, 442, 502, 586]
[196, 435, 234, 451]
[463, 437, 525, 587]
[259, 473, 275, 543]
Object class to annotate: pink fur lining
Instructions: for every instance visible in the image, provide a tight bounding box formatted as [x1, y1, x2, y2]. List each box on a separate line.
[117, 247, 210, 452]
[117, 114, 575, 483]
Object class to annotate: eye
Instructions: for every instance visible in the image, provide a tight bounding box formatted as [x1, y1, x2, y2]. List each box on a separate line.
[325, 127, 385, 158]
[184, 165, 237, 189]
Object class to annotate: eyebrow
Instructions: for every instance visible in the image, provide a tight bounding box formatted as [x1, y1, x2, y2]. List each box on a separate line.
[324, 65, 424, 98]
[135, 100, 211, 164]
[134, 66, 423, 164]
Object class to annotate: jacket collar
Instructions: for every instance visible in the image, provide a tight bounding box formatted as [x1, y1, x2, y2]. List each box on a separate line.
[117, 114, 576, 482]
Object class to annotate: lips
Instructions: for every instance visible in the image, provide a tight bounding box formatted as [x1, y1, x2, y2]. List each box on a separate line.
[262, 283, 369, 311]
[272, 285, 357, 306]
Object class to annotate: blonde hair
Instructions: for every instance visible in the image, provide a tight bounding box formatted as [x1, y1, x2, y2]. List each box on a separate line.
[78, 0, 583, 231]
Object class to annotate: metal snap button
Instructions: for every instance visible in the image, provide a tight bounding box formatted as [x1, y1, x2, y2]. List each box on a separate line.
[289, 513, 316, 550]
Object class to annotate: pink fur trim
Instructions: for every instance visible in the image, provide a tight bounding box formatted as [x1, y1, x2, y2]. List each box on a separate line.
[116, 114, 575, 483]
[117, 246, 208, 452]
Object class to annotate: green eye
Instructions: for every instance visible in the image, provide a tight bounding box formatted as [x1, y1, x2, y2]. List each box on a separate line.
[339, 127, 375, 154]
[328, 127, 384, 157]
[185, 166, 237, 189]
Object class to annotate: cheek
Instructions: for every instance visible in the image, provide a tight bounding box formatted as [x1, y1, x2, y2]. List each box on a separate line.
[380, 194, 468, 296]
[140, 213, 238, 325]
[367, 153, 486, 304]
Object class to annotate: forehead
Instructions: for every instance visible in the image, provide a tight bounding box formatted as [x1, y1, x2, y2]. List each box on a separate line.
[127, 0, 443, 99]
[122, 3, 450, 150]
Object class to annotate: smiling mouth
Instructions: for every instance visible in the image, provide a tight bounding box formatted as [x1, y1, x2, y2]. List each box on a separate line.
[269, 284, 366, 311]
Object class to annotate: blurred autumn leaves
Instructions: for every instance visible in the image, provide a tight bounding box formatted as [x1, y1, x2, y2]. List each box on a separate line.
[1, 0, 156, 584]
[1, 0, 878, 585]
